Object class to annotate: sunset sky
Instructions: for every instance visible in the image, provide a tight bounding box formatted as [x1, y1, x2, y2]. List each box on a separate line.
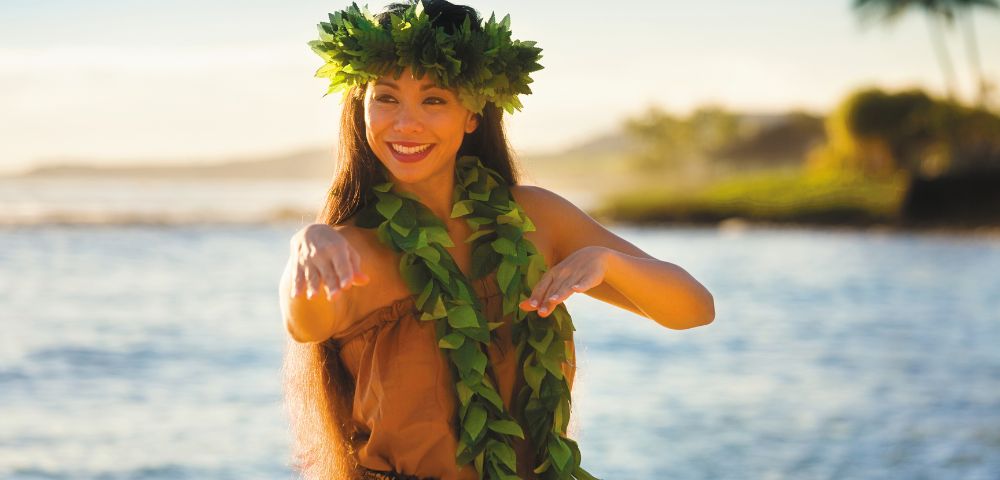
[2, 0, 999, 174]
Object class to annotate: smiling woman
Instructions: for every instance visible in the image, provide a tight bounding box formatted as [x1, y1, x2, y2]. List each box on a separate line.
[279, 1, 714, 480]
[364, 72, 481, 191]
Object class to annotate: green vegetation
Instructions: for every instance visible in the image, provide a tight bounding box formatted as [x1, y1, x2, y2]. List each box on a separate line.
[593, 85, 1000, 227]
[594, 168, 908, 225]
[806, 88, 1000, 178]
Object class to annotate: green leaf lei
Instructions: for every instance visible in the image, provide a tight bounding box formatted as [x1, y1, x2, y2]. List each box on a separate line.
[307, 1, 544, 114]
[352, 155, 598, 480]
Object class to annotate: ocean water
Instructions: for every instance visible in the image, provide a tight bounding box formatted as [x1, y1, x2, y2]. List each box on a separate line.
[1, 188, 1000, 479]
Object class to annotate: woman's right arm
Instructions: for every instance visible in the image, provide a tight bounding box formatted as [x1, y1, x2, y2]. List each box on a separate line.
[279, 223, 370, 344]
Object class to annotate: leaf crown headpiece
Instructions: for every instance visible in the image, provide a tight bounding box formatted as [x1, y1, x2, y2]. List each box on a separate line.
[308, 0, 543, 114]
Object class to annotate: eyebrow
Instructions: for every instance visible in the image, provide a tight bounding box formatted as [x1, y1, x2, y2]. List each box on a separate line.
[374, 79, 445, 92]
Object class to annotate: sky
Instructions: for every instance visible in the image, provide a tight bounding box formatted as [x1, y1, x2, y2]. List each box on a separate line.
[2, 0, 999, 174]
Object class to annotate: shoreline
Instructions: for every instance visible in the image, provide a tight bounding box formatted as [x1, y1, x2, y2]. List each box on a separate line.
[4, 211, 999, 240]
[598, 216, 1000, 240]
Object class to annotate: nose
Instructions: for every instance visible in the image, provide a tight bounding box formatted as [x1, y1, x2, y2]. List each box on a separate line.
[392, 102, 424, 134]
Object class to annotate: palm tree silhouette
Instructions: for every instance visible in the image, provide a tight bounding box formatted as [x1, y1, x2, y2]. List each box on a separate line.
[852, 0, 999, 106]
[953, 0, 999, 107]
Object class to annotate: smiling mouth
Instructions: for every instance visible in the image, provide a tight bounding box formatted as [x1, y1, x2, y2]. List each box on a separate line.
[389, 143, 433, 154]
[386, 142, 435, 163]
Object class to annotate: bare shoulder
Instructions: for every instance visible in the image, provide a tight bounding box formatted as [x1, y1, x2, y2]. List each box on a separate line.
[508, 184, 581, 266]
[331, 217, 378, 257]
[508, 184, 590, 237]
[510, 183, 653, 263]
[509, 184, 583, 219]
[328, 215, 413, 326]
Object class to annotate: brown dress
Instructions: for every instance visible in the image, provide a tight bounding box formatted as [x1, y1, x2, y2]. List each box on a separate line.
[322, 270, 577, 480]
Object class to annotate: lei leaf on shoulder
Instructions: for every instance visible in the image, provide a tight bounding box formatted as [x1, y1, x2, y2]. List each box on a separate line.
[308, 1, 543, 114]
[355, 155, 599, 479]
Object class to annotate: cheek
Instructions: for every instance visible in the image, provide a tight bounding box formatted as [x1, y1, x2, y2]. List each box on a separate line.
[432, 112, 472, 142]
[365, 106, 386, 131]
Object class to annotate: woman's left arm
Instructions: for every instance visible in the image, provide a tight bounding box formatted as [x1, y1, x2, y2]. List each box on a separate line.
[514, 186, 715, 330]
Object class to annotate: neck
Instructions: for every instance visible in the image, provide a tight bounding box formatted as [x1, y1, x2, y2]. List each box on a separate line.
[387, 159, 457, 222]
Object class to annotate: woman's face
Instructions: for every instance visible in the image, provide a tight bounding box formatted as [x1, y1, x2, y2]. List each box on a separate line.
[364, 67, 479, 184]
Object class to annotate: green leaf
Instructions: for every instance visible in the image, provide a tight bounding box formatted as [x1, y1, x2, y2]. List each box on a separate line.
[389, 220, 411, 236]
[462, 324, 491, 344]
[496, 208, 521, 225]
[467, 216, 493, 228]
[491, 441, 518, 472]
[548, 436, 572, 471]
[497, 260, 516, 294]
[376, 194, 402, 219]
[539, 348, 564, 379]
[522, 214, 536, 232]
[526, 254, 546, 287]
[419, 296, 447, 321]
[527, 327, 554, 353]
[439, 332, 465, 349]
[471, 241, 501, 278]
[376, 221, 393, 247]
[475, 451, 486, 478]
[447, 305, 479, 329]
[532, 457, 552, 474]
[425, 226, 454, 247]
[491, 237, 517, 256]
[488, 420, 525, 439]
[425, 259, 450, 282]
[456, 381, 474, 406]
[455, 342, 481, 374]
[468, 189, 491, 201]
[399, 258, 429, 293]
[555, 398, 570, 432]
[450, 199, 476, 217]
[414, 228, 429, 249]
[469, 349, 488, 375]
[414, 245, 440, 263]
[472, 382, 504, 410]
[464, 228, 495, 244]
[415, 280, 434, 310]
[523, 362, 545, 392]
[464, 404, 488, 439]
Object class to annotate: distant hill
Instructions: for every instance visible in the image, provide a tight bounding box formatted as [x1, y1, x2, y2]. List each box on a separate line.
[10, 147, 337, 180]
[6, 111, 823, 181]
[716, 111, 826, 167]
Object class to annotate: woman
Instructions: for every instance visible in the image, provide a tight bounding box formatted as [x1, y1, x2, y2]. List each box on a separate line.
[280, 2, 715, 479]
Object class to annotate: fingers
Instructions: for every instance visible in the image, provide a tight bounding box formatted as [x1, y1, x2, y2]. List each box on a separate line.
[328, 247, 355, 294]
[290, 262, 306, 298]
[304, 264, 321, 299]
[313, 257, 341, 300]
[295, 249, 369, 300]
[520, 274, 588, 318]
[350, 249, 371, 285]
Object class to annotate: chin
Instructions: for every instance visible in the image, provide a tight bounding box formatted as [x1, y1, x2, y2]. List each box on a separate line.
[380, 155, 455, 184]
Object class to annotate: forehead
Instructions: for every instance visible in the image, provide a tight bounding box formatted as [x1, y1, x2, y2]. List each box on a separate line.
[373, 74, 448, 92]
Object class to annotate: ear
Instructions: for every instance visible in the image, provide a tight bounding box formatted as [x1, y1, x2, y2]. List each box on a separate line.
[465, 113, 480, 134]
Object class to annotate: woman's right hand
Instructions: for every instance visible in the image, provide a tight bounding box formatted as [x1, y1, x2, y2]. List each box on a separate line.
[288, 223, 370, 300]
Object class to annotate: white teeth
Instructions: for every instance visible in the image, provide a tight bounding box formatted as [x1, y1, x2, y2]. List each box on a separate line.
[391, 143, 431, 154]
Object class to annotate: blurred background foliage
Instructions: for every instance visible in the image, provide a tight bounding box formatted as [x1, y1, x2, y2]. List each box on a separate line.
[588, 86, 1000, 227]
[569, 0, 1000, 229]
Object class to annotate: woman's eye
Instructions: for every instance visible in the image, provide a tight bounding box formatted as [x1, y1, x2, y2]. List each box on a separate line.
[425, 97, 446, 105]
[375, 95, 397, 103]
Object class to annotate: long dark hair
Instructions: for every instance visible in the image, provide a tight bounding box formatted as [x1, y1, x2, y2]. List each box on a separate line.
[282, 1, 524, 478]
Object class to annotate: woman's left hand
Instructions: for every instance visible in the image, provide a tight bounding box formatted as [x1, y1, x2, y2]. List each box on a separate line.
[518, 246, 612, 317]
